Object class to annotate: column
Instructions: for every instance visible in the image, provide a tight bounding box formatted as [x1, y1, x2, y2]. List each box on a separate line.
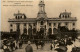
[45, 21, 48, 35]
[70, 22, 72, 30]
[13, 24, 16, 31]
[27, 23, 29, 35]
[68, 22, 70, 30]
[38, 23, 40, 31]
[68, 22, 72, 30]
[56, 23, 58, 29]
[20, 24, 24, 35]
[37, 22, 39, 32]
[71, 23, 72, 30]
[51, 23, 53, 34]
[10, 23, 13, 32]
[32, 24, 33, 35]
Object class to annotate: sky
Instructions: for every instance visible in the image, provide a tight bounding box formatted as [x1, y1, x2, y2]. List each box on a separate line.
[1, 0, 80, 32]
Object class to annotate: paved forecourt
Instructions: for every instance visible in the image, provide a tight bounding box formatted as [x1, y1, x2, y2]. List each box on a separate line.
[13, 43, 57, 52]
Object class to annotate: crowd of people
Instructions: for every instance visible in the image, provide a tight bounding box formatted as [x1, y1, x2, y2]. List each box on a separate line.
[49, 37, 80, 52]
[27, 36, 80, 52]
[24, 36, 80, 52]
[0, 36, 80, 52]
[1, 37, 23, 52]
[25, 37, 80, 52]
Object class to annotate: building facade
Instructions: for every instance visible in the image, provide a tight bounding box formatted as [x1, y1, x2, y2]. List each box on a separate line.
[8, 0, 77, 35]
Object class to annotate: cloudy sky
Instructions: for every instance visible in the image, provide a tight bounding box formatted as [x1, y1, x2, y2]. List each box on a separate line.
[1, 0, 80, 32]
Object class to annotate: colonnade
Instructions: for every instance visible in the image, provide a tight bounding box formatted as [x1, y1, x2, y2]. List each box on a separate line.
[10, 22, 75, 35]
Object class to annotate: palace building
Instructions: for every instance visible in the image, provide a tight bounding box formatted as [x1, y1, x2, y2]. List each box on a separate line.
[8, 0, 77, 35]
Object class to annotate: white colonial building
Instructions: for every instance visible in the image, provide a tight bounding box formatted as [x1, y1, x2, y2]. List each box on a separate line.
[8, 0, 77, 35]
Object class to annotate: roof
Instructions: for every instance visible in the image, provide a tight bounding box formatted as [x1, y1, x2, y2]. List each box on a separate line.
[8, 17, 77, 22]
[60, 10, 71, 15]
[8, 18, 37, 22]
[48, 17, 77, 21]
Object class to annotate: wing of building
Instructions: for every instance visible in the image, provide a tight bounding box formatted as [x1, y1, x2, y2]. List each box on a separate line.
[8, 0, 77, 35]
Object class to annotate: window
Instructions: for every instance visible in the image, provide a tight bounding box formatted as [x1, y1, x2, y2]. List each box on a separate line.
[54, 23, 56, 26]
[41, 21, 43, 25]
[33, 28, 36, 34]
[49, 23, 51, 26]
[65, 22, 68, 25]
[73, 23, 75, 26]
[24, 28, 27, 33]
[45, 25, 46, 29]
[65, 15, 67, 18]
[68, 15, 69, 18]
[48, 28, 52, 35]
[33, 23, 35, 26]
[16, 16, 17, 19]
[17, 24, 20, 29]
[58, 23, 61, 26]
[10, 24, 13, 27]
[20, 16, 22, 19]
[73, 28, 75, 30]
[10, 29, 13, 32]
[63, 15, 64, 17]
[29, 24, 31, 27]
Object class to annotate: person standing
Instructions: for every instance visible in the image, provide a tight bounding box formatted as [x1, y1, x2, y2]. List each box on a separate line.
[19, 40, 23, 49]
[10, 42, 14, 51]
[40, 41, 44, 49]
[50, 43, 53, 50]
[25, 41, 33, 52]
[3, 43, 10, 52]
[35, 40, 38, 49]
[14, 40, 17, 50]
[53, 40, 56, 48]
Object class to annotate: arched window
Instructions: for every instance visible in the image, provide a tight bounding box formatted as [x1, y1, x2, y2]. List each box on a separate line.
[23, 28, 27, 33]
[65, 15, 67, 18]
[20, 16, 22, 19]
[41, 21, 43, 25]
[72, 28, 75, 30]
[33, 23, 35, 26]
[73, 23, 75, 26]
[54, 23, 56, 26]
[16, 16, 17, 19]
[49, 23, 51, 26]
[48, 28, 52, 35]
[65, 22, 68, 26]
[58, 23, 61, 26]
[10, 24, 13, 27]
[53, 28, 58, 34]
[63, 15, 64, 18]
[10, 29, 13, 32]
[68, 15, 69, 18]
[33, 28, 36, 34]
[28, 28, 32, 35]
